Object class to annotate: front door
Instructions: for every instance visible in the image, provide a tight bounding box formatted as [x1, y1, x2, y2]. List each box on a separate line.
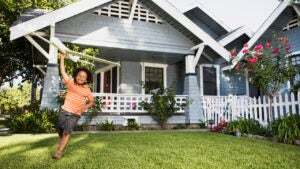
[104, 70, 111, 93]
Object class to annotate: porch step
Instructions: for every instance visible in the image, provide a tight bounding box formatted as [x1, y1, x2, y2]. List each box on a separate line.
[0, 128, 10, 135]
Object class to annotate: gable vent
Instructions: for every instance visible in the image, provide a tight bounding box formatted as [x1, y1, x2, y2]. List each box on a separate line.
[283, 18, 300, 31]
[93, 0, 163, 24]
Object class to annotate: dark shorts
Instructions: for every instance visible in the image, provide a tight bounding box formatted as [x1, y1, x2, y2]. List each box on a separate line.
[58, 109, 81, 137]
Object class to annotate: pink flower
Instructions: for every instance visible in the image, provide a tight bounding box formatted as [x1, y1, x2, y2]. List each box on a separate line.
[254, 53, 260, 57]
[248, 58, 257, 63]
[265, 42, 271, 47]
[272, 48, 279, 54]
[231, 51, 237, 57]
[234, 66, 240, 71]
[242, 49, 248, 54]
[243, 43, 248, 48]
[285, 45, 291, 51]
[254, 45, 263, 51]
[130, 102, 136, 108]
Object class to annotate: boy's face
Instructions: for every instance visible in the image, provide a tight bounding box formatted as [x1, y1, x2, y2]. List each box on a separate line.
[75, 71, 88, 85]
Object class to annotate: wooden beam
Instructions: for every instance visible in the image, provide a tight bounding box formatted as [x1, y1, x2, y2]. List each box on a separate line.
[31, 32, 120, 67]
[293, 4, 300, 16]
[193, 43, 205, 68]
[33, 65, 46, 75]
[128, 0, 138, 23]
[25, 35, 50, 59]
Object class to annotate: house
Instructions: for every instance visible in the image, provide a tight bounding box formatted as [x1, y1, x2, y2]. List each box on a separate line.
[224, 0, 300, 95]
[10, 0, 254, 127]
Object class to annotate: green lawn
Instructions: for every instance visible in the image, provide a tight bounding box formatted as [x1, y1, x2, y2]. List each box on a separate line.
[0, 131, 299, 169]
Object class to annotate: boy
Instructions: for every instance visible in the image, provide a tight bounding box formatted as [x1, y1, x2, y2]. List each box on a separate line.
[52, 53, 94, 159]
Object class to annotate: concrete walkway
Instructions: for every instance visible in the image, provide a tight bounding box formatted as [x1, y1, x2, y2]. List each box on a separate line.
[73, 128, 209, 134]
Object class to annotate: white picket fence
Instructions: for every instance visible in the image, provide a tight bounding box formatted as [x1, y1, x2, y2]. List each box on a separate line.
[202, 93, 300, 126]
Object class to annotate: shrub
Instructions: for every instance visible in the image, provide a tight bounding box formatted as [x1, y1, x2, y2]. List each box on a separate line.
[127, 119, 139, 130]
[10, 108, 59, 133]
[140, 82, 191, 129]
[99, 119, 115, 131]
[277, 113, 300, 144]
[225, 118, 266, 136]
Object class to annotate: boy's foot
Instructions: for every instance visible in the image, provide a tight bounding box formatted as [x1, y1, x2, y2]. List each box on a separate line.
[52, 151, 63, 159]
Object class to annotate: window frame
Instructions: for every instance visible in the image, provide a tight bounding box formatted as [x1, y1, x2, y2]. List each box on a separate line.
[141, 62, 168, 94]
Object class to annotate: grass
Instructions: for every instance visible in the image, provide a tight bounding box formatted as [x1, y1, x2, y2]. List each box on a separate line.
[0, 131, 299, 169]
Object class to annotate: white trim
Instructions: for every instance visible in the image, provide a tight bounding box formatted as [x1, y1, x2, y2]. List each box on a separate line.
[218, 26, 254, 46]
[291, 51, 300, 56]
[199, 64, 220, 96]
[129, 0, 138, 23]
[151, 0, 230, 61]
[140, 62, 168, 94]
[94, 64, 120, 93]
[48, 25, 57, 64]
[223, 0, 290, 70]
[293, 4, 300, 16]
[25, 35, 50, 59]
[193, 43, 205, 68]
[10, 0, 112, 40]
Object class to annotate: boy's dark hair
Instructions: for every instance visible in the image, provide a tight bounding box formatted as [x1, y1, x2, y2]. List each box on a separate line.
[72, 67, 93, 84]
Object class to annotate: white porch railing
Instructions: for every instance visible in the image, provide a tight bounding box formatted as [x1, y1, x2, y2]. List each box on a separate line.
[202, 93, 300, 126]
[92, 93, 188, 114]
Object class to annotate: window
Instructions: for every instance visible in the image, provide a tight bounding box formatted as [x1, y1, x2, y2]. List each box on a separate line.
[145, 67, 163, 93]
[200, 64, 220, 96]
[141, 62, 167, 94]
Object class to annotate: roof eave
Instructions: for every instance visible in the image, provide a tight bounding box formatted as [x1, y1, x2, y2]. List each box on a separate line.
[152, 0, 230, 61]
[10, 0, 112, 41]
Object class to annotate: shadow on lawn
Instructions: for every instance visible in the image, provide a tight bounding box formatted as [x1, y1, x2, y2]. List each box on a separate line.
[0, 133, 108, 168]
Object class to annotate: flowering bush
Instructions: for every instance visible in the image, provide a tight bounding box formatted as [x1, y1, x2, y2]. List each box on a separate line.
[210, 118, 229, 133]
[230, 35, 297, 122]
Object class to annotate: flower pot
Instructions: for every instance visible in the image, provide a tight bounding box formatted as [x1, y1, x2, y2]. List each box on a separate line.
[236, 131, 241, 137]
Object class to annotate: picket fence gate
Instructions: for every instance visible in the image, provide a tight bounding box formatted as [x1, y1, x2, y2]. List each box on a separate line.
[201, 93, 300, 126]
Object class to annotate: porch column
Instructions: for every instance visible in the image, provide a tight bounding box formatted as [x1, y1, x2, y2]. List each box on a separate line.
[183, 43, 205, 124]
[183, 56, 204, 124]
[40, 25, 60, 110]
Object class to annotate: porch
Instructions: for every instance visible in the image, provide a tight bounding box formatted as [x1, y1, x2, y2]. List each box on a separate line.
[87, 93, 300, 127]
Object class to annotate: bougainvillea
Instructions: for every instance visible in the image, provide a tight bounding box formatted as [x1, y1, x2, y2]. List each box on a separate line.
[230, 34, 297, 122]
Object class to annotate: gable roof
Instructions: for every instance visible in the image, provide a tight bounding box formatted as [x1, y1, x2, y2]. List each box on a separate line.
[179, 1, 232, 33]
[10, 0, 230, 61]
[223, 0, 297, 70]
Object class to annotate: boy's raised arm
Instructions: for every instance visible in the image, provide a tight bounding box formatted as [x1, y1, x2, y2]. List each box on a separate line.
[60, 53, 69, 81]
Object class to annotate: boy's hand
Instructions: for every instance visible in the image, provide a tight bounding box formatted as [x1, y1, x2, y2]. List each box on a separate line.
[60, 52, 66, 59]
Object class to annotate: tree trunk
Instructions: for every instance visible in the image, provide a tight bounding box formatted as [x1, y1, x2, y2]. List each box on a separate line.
[30, 76, 37, 103]
[269, 96, 274, 123]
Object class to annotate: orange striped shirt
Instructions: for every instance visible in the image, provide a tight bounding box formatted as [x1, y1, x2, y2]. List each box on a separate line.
[61, 79, 94, 116]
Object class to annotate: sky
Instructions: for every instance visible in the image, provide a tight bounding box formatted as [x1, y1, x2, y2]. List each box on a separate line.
[169, 0, 280, 32]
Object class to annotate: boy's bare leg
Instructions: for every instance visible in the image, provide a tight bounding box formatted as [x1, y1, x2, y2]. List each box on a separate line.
[57, 132, 71, 153]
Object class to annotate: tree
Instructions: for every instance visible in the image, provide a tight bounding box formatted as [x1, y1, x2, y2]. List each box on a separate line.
[0, 0, 77, 87]
[231, 34, 297, 122]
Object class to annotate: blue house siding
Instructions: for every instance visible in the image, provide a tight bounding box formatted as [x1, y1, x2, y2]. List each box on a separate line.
[220, 70, 247, 96]
[167, 61, 185, 94]
[283, 27, 300, 52]
[116, 61, 185, 94]
[56, 12, 194, 54]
